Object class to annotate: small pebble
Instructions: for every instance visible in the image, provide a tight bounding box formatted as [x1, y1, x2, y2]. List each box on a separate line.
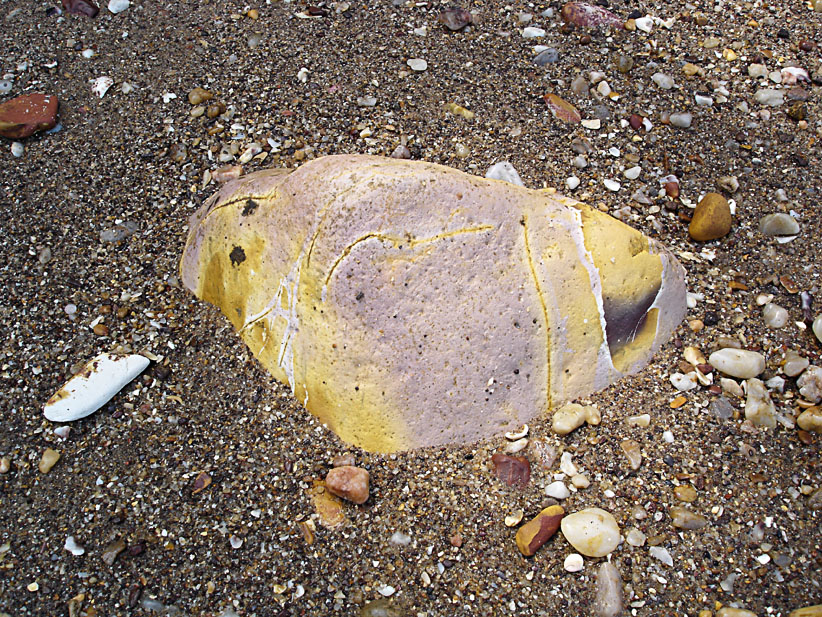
[689, 193, 731, 241]
[407, 59, 427, 72]
[107, 0, 129, 13]
[670, 506, 709, 529]
[515, 505, 564, 556]
[754, 89, 784, 106]
[797, 407, 822, 432]
[759, 213, 800, 236]
[522, 27, 546, 38]
[486, 162, 524, 186]
[626, 414, 650, 427]
[717, 609, 757, 617]
[551, 403, 600, 434]
[649, 545, 673, 566]
[784, 351, 809, 377]
[0, 456, 10, 473]
[652, 73, 674, 89]
[670, 112, 693, 128]
[65, 535, 85, 556]
[11, 142, 23, 157]
[814, 316, 822, 344]
[620, 440, 642, 470]
[560, 508, 620, 557]
[763, 303, 789, 328]
[325, 466, 370, 504]
[545, 481, 570, 499]
[798, 367, 822, 403]
[593, 562, 623, 617]
[625, 527, 646, 546]
[564, 553, 584, 572]
[39, 448, 60, 473]
[709, 349, 765, 379]
[745, 378, 777, 428]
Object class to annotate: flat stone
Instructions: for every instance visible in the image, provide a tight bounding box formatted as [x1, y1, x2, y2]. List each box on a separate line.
[0, 94, 59, 139]
[515, 505, 564, 556]
[181, 155, 686, 452]
[593, 562, 623, 617]
[709, 349, 765, 379]
[491, 453, 531, 487]
[560, 508, 620, 557]
[544, 94, 581, 124]
[620, 439, 642, 470]
[324, 466, 369, 504]
[689, 193, 731, 241]
[759, 213, 800, 236]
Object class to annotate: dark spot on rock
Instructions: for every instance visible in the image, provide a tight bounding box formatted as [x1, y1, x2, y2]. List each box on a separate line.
[355, 291, 364, 301]
[242, 199, 259, 216]
[229, 246, 246, 266]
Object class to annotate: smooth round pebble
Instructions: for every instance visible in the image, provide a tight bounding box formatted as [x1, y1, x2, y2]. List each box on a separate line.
[709, 349, 765, 379]
[689, 193, 731, 240]
[407, 59, 428, 71]
[670, 112, 693, 128]
[566, 176, 580, 190]
[560, 508, 621, 557]
[108, 0, 129, 13]
[814, 315, 822, 345]
[11, 142, 24, 157]
[763, 303, 789, 328]
[564, 553, 584, 572]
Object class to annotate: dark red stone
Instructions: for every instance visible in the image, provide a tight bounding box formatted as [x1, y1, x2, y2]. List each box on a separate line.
[561, 1, 623, 30]
[0, 93, 59, 139]
[61, 0, 99, 17]
[629, 114, 643, 130]
[491, 453, 530, 487]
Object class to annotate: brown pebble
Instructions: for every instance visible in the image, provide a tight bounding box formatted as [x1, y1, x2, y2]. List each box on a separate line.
[449, 533, 463, 548]
[799, 40, 817, 52]
[515, 505, 564, 556]
[491, 453, 531, 487]
[92, 323, 109, 336]
[629, 114, 643, 130]
[689, 193, 731, 241]
[188, 87, 213, 106]
[325, 465, 370, 504]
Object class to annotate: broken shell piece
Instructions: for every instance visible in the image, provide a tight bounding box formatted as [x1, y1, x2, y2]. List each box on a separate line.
[505, 424, 529, 440]
[504, 437, 529, 453]
[683, 346, 705, 366]
[505, 509, 524, 527]
[90, 76, 114, 99]
[43, 353, 150, 422]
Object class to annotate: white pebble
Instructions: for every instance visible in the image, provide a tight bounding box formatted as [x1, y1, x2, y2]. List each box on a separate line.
[545, 481, 570, 499]
[635, 16, 653, 32]
[64, 536, 85, 556]
[709, 349, 765, 379]
[652, 73, 674, 89]
[670, 372, 697, 392]
[407, 58, 428, 72]
[486, 161, 524, 186]
[108, 0, 129, 13]
[11, 142, 23, 157]
[603, 179, 621, 192]
[662, 430, 674, 443]
[522, 27, 546, 38]
[762, 303, 788, 329]
[561, 508, 621, 557]
[624, 166, 641, 180]
[560, 451, 578, 476]
[625, 527, 646, 546]
[566, 176, 580, 190]
[564, 553, 584, 572]
[813, 316, 822, 345]
[593, 562, 623, 617]
[649, 546, 673, 566]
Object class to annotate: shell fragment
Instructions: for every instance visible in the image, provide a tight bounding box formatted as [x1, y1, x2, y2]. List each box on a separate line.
[43, 353, 150, 422]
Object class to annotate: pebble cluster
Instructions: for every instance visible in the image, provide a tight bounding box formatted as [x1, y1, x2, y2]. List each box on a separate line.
[1, 0, 820, 615]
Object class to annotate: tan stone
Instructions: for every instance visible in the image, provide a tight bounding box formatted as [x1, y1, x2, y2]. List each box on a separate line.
[325, 466, 369, 504]
[790, 606, 822, 617]
[181, 155, 686, 452]
[689, 193, 732, 241]
[797, 407, 822, 432]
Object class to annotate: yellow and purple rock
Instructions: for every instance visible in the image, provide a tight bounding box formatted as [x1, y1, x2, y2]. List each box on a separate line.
[180, 155, 686, 452]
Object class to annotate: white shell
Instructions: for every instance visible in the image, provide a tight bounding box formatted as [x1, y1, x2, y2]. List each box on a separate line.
[504, 424, 529, 440]
[90, 76, 114, 99]
[44, 353, 150, 422]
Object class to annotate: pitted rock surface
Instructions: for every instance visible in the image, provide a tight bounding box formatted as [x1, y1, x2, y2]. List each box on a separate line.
[181, 155, 686, 452]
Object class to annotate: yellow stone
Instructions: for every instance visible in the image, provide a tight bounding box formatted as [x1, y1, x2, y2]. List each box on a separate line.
[797, 407, 822, 432]
[674, 484, 698, 502]
[722, 49, 738, 61]
[38, 448, 60, 474]
[181, 155, 686, 452]
[689, 193, 731, 241]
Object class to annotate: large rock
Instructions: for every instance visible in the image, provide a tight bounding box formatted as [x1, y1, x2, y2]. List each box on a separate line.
[180, 155, 686, 452]
[0, 94, 59, 139]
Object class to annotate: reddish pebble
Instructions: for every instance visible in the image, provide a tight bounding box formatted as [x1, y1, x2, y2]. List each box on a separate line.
[629, 114, 643, 130]
[491, 453, 531, 487]
[325, 466, 370, 504]
[0, 94, 59, 139]
[560, 1, 623, 29]
[61, 0, 99, 17]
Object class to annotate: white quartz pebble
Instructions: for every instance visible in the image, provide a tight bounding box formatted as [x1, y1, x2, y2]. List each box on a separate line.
[560, 508, 621, 557]
[709, 349, 765, 379]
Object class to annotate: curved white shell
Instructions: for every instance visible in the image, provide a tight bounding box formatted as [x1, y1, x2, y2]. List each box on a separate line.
[43, 353, 149, 422]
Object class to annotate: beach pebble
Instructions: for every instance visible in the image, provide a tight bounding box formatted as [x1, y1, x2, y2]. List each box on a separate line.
[754, 89, 784, 106]
[649, 546, 673, 566]
[515, 505, 564, 556]
[0, 93, 59, 139]
[566, 176, 580, 190]
[325, 466, 370, 504]
[624, 166, 641, 180]
[571, 474, 590, 488]
[717, 609, 758, 617]
[593, 562, 623, 617]
[784, 351, 810, 377]
[625, 527, 646, 546]
[759, 213, 800, 236]
[491, 453, 531, 486]
[486, 162, 524, 186]
[438, 8, 472, 31]
[560, 508, 620, 557]
[709, 349, 765, 379]
[65, 536, 85, 556]
[620, 440, 642, 470]
[689, 193, 731, 241]
[670, 372, 698, 391]
[670, 112, 693, 128]
[797, 407, 822, 432]
[674, 484, 698, 502]
[560, 452, 578, 476]
[545, 94, 582, 124]
[11, 142, 23, 157]
[670, 506, 709, 529]
[603, 179, 621, 192]
[107, 0, 128, 13]
[38, 448, 60, 474]
[407, 59, 428, 72]
[749, 64, 768, 78]
[560, 1, 623, 29]
[0, 457, 10, 473]
[789, 606, 822, 617]
[102, 538, 126, 565]
[634, 16, 653, 32]
[745, 378, 777, 428]
[626, 413, 650, 427]
[652, 73, 674, 89]
[717, 175, 740, 193]
[564, 553, 584, 572]
[798, 367, 822, 403]
[552, 403, 600, 435]
[763, 303, 789, 329]
[534, 48, 559, 65]
[545, 481, 571, 499]
[522, 27, 546, 38]
[814, 316, 822, 344]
